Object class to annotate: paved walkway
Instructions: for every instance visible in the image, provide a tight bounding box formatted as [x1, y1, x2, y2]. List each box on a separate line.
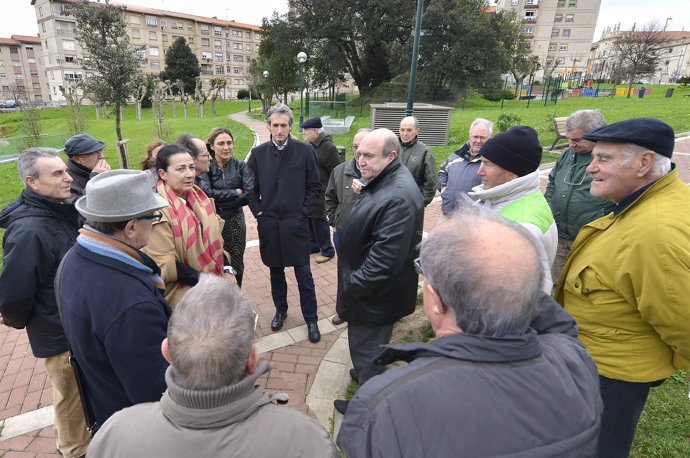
[1, 121, 689, 455]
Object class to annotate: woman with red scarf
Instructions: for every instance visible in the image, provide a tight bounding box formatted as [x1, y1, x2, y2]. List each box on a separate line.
[144, 144, 231, 307]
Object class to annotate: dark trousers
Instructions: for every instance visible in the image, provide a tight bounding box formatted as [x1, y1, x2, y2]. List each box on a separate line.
[309, 218, 335, 257]
[348, 323, 394, 385]
[269, 265, 318, 323]
[596, 375, 664, 458]
[333, 230, 341, 254]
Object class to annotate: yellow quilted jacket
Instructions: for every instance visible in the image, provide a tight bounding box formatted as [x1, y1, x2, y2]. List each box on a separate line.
[555, 168, 690, 382]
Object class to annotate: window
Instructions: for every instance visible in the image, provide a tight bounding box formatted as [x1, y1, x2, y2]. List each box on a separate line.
[245, 44, 251, 52]
[525, 0, 538, 4]
[9, 47, 18, 54]
[202, 38, 210, 47]
[188, 37, 194, 44]
[162, 34, 168, 42]
[511, 0, 518, 5]
[135, 49, 146, 59]
[15, 75, 23, 80]
[215, 65, 224, 74]
[149, 31, 157, 40]
[548, 43, 557, 51]
[246, 32, 251, 39]
[214, 40, 222, 49]
[130, 15, 141, 25]
[556, 57, 565, 65]
[13, 61, 21, 67]
[523, 26, 534, 35]
[65, 56, 75, 63]
[525, 11, 536, 21]
[554, 14, 563, 22]
[234, 43, 243, 50]
[187, 25, 193, 31]
[64, 71, 82, 82]
[202, 51, 212, 60]
[215, 52, 223, 62]
[39, 6, 43, 16]
[227, 65, 233, 74]
[235, 79, 244, 85]
[172, 21, 183, 30]
[42, 23, 46, 33]
[62, 40, 75, 51]
[562, 29, 571, 37]
[565, 14, 574, 22]
[233, 55, 244, 62]
[232, 30, 243, 38]
[0, 74, 6, 79]
[214, 27, 222, 36]
[559, 44, 568, 51]
[160, 20, 167, 28]
[557, 0, 565, 6]
[568, 0, 576, 5]
[28, 57, 36, 64]
[31, 71, 38, 77]
[201, 25, 209, 35]
[146, 16, 157, 27]
[149, 47, 159, 57]
[233, 67, 240, 74]
[132, 29, 141, 39]
[552, 29, 560, 37]
[151, 62, 160, 70]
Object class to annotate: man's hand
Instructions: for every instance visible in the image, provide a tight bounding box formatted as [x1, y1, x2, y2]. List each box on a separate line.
[235, 188, 243, 195]
[352, 179, 364, 194]
[92, 159, 112, 174]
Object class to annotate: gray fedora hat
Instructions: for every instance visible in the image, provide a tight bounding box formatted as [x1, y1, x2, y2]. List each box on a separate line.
[76, 169, 168, 223]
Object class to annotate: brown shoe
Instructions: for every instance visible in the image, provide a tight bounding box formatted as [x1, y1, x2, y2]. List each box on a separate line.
[315, 255, 333, 264]
[331, 314, 345, 325]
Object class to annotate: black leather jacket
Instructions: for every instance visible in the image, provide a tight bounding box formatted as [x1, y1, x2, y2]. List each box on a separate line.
[336, 159, 424, 325]
[197, 157, 253, 220]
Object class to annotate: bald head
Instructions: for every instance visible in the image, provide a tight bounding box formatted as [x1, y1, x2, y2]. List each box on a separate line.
[399, 116, 420, 144]
[357, 128, 399, 181]
[421, 205, 543, 336]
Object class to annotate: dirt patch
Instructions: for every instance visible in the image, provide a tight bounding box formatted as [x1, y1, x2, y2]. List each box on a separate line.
[390, 290, 434, 345]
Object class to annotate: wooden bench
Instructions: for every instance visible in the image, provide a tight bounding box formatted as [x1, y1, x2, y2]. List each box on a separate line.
[550, 117, 568, 151]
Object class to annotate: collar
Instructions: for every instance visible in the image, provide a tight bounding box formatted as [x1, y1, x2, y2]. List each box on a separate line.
[469, 169, 540, 203]
[68, 157, 92, 174]
[361, 157, 401, 191]
[271, 135, 289, 151]
[612, 164, 674, 216]
[374, 330, 543, 367]
[399, 136, 419, 148]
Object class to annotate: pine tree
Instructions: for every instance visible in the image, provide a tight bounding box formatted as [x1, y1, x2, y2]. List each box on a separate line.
[160, 38, 200, 96]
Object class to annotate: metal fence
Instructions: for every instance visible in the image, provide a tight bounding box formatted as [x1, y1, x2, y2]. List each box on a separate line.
[0, 133, 69, 158]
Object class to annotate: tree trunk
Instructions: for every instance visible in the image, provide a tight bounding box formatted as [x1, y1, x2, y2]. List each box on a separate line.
[115, 101, 129, 169]
[95, 104, 100, 120]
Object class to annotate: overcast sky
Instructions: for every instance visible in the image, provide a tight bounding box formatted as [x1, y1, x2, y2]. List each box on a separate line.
[8, 0, 690, 41]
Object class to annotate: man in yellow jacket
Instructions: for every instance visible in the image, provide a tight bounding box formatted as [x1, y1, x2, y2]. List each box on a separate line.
[555, 117, 690, 458]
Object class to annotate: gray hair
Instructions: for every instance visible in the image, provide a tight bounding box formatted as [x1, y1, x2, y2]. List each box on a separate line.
[266, 103, 294, 126]
[17, 147, 59, 183]
[168, 275, 255, 390]
[619, 143, 672, 178]
[176, 133, 202, 158]
[470, 118, 494, 136]
[400, 116, 419, 129]
[85, 220, 128, 234]
[421, 204, 543, 337]
[565, 110, 606, 132]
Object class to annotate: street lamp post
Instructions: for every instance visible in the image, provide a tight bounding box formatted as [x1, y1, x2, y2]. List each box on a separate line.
[596, 60, 607, 95]
[248, 84, 252, 113]
[406, 0, 425, 116]
[262, 70, 269, 113]
[297, 51, 308, 132]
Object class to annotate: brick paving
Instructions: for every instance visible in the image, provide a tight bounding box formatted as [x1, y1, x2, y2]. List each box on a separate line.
[0, 116, 688, 455]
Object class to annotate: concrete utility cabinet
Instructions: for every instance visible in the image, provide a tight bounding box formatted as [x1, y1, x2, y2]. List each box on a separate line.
[370, 102, 453, 146]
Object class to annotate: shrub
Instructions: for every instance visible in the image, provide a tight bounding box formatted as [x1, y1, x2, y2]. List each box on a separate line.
[236, 89, 249, 100]
[496, 112, 521, 132]
[482, 90, 516, 102]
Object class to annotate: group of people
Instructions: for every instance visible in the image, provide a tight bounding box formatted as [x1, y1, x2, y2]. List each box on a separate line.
[0, 102, 688, 458]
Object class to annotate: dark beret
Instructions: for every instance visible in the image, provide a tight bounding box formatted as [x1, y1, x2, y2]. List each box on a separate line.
[301, 117, 322, 129]
[64, 134, 107, 156]
[582, 118, 675, 158]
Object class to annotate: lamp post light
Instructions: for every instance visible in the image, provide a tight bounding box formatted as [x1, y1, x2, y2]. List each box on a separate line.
[297, 51, 308, 132]
[262, 70, 269, 113]
[664, 17, 672, 31]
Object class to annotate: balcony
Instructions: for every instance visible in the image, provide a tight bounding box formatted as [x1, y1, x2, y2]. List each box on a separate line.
[525, 0, 539, 7]
[523, 16, 538, 22]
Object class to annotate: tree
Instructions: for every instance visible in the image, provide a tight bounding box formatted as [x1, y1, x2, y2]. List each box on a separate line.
[255, 14, 302, 104]
[59, 82, 88, 135]
[160, 37, 200, 96]
[209, 78, 226, 117]
[613, 21, 671, 98]
[66, 0, 144, 168]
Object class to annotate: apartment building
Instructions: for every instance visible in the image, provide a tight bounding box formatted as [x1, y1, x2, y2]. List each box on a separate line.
[0, 35, 50, 103]
[590, 26, 690, 84]
[495, 0, 602, 80]
[31, 0, 260, 102]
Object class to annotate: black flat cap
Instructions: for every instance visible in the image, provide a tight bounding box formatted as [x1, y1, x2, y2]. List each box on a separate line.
[583, 118, 675, 158]
[301, 117, 322, 129]
[64, 134, 107, 156]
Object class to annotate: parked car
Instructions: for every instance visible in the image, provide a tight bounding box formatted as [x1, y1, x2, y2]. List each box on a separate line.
[1, 100, 19, 109]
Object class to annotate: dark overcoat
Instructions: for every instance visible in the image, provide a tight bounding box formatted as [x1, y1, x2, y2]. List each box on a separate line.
[309, 132, 341, 219]
[248, 136, 321, 267]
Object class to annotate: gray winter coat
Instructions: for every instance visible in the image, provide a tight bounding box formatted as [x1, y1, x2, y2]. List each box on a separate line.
[325, 157, 362, 233]
[88, 362, 339, 457]
[398, 137, 437, 206]
[309, 132, 341, 219]
[337, 295, 602, 458]
[437, 142, 482, 215]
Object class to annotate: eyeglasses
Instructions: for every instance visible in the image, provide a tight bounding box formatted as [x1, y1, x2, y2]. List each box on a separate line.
[197, 153, 211, 159]
[137, 211, 163, 222]
[563, 164, 587, 186]
[413, 257, 424, 276]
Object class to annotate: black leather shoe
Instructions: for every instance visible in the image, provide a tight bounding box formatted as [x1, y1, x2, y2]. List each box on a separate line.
[349, 368, 359, 384]
[271, 312, 286, 331]
[307, 322, 321, 343]
[334, 399, 349, 414]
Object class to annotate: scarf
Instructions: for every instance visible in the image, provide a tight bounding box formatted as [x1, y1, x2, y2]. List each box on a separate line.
[77, 226, 165, 291]
[157, 180, 224, 275]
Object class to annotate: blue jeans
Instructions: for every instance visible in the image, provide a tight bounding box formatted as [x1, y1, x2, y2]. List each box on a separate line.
[269, 265, 318, 323]
[309, 218, 335, 257]
[596, 375, 665, 458]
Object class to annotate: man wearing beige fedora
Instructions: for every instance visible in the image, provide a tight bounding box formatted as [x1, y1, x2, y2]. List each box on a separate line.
[56, 169, 172, 432]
